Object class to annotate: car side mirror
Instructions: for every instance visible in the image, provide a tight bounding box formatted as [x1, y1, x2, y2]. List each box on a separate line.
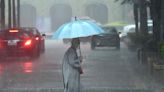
[42, 34, 46, 36]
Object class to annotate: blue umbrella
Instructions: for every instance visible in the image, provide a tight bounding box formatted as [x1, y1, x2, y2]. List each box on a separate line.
[52, 20, 104, 39]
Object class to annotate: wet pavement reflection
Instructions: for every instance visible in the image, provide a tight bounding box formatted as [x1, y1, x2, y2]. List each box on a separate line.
[0, 55, 62, 89]
[23, 62, 33, 73]
[0, 58, 33, 75]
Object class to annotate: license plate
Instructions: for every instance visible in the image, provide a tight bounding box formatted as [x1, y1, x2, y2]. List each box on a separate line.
[8, 40, 17, 46]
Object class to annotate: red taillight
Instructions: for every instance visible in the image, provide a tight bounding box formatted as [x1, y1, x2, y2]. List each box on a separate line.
[23, 62, 33, 73]
[24, 40, 32, 46]
[35, 37, 39, 40]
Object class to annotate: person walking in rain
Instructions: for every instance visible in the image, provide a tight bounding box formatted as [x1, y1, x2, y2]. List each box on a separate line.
[62, 38, 83, 92]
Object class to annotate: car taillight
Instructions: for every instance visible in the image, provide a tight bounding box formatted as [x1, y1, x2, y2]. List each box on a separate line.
[35, 37, 39, 40]
[24, 40, 32, 46]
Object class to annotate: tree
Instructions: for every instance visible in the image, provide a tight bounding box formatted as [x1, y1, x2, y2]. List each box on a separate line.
[133, 0, 139, 34]
[160, 0, 164, 41]
[115, 0, 149, 36]
[139, 0, 148, 35]
[8, 0, 19, 28]
[12, 0, 16, 27]
[150, 0, 161, 41]
[8, 0, 11, 28]
[0, 0, 5, 29]
[115, 0, 139, 34]
[17, 0, 20, 27]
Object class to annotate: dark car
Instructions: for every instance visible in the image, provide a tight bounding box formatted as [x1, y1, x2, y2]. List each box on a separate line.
[20, 27, 45, 53]
[91, 27, 120, 50]
[0, 28, 43, 59]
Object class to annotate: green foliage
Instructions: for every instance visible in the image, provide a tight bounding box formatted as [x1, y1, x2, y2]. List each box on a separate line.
[127, 32, 152, 45]
[159, 42, 164, 58]
[102, 21, 128, 27]
[115, 0, 134, 4]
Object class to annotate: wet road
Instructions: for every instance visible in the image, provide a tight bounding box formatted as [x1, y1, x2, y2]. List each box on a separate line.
[0, 39, 164, 92]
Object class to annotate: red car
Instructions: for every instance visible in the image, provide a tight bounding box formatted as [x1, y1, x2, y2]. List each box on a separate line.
[20, 27, 45, 53]
[0, 28, 44, 59]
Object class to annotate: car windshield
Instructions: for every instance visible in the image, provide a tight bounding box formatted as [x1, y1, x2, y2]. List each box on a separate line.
[102, 27, 117, 34]
[4, 29, 30, 39]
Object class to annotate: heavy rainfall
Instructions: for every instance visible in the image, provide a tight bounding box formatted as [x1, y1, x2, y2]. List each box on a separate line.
[0, 0, 164, 92]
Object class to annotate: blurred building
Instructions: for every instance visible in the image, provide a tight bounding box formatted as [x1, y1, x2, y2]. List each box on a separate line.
[18, 0, 133, 32]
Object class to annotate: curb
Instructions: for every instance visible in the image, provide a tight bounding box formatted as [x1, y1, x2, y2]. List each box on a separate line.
[0, 88, 154, 92]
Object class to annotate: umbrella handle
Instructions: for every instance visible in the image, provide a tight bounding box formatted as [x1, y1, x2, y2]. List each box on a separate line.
[78, 45, 83, 63]
[75, 16, 77, 21]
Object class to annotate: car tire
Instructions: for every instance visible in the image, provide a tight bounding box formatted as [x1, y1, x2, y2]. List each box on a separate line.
[116, 44, 120, 49]
[41, 44, 45, 53]
[42, 47, 45, 53]
[30, 46, 40, 59]
[36, 46, 40, 57]
[0, 51, 7, 61]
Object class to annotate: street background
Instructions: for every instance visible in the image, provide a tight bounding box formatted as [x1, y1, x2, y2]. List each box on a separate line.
[0, 39, 164, 92]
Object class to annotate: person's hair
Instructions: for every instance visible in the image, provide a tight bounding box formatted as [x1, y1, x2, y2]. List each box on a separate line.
[71, 38, 80, 46]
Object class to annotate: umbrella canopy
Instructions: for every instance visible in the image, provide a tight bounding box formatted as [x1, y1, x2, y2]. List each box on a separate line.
[52, 20, 104, 39]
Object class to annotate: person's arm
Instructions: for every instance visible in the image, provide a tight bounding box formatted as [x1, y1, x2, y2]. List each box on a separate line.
[67, 50, 81, 68]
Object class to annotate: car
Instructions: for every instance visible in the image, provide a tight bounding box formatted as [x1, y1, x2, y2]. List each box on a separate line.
[90, 26, 120, 50]
[119, 24, 135, 40]
[0, 28, 44, 59]
[120, 24, 153, 40]
[20, 27, 46, 53]
[120, 20, 153, 40]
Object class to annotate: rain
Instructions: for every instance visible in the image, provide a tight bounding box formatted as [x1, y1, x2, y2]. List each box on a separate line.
[0, 0, 164, 92]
